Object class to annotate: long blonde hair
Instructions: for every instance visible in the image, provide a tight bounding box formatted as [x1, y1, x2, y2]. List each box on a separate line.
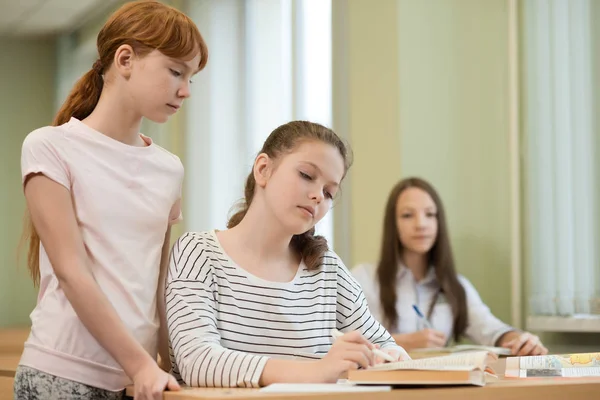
[21, 0, 208, 286]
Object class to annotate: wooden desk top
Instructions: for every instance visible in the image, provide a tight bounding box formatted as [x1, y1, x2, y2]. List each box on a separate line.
[123, 357, 600, 400]
[0, 329, 29, 354]
[125, 377, 599, 400]
[4, 348, 598, 399]
[0, 355, 20, 378]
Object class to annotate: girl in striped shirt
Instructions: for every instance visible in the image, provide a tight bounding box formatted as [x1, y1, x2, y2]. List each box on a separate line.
[166, 121, 408, 387]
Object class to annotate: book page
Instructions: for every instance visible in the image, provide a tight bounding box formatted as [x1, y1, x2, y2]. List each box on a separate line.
[517, 353, 600, 369]
[520, 367, 600, 378]
[369, 351, 489, 371]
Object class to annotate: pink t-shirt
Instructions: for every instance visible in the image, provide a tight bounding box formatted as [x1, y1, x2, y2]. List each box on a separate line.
[19, 117, 184, 391]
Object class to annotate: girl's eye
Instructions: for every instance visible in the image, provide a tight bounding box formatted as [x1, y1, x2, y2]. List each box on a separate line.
[170, 69, 182, 77]
[324, 191, 333, 200]
[300, 172, 312, 180]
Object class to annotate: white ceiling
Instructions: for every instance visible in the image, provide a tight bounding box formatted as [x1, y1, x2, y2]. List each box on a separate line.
[0, 0, 121, 37]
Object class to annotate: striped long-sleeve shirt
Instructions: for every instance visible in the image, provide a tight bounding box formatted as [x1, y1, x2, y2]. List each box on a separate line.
[166, 230, 401, 388]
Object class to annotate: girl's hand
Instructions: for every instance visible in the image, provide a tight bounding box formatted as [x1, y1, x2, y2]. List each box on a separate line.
[133, 361, 180, 400]
[393, 329, 447, 350]
[373, 344, 411, 364]
[314, 330, 375, 382]
[500, 332, 548, 356]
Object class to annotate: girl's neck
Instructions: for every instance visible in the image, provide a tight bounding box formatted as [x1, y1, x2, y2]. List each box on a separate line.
[219, 200, 300, 282]
[401, 250, 429, 282]
[82, 86, 145, 147]
[233, 202, 293, 261]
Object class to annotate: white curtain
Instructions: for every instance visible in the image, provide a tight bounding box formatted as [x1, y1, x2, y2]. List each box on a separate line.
[523, 0, 599, 316]
[184, 0, 335, 243]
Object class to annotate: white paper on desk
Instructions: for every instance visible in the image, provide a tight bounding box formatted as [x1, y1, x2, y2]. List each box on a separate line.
[260, 381, 391, 393]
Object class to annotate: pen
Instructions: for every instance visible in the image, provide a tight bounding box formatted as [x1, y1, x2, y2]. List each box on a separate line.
[412, 304, 433, 329]
[331, 329, 396, 363]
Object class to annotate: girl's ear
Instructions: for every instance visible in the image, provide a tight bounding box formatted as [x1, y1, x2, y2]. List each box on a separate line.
[253, 153, 272, 188]
[113, 44, 135, 78]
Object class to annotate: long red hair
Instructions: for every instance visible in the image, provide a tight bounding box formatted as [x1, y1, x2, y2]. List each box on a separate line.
[21, 0, 208, 286]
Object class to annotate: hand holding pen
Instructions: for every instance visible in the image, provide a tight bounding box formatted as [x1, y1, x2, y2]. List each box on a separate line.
[331, 329, 396, 363]
[412, 304, 433, 329]
[293, 330, 410, 383]
[330, 329, 410, 364]
[409, 304, 447, 348]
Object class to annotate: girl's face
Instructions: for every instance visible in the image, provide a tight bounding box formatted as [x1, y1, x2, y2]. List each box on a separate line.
[257, 140, 345, 235]
[395, 187, 439, 256]
[121, 49, 200, 123]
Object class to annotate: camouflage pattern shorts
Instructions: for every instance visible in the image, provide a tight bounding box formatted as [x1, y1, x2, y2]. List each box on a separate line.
[13, 365, 125, 400]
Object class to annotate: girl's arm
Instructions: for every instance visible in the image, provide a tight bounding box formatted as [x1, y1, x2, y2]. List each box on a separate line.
[496, 330, 548, 356]
[460, 275, 547, 354]
[391, 330, 447, 351]
[259, 331, 376, 386]
[167, 235, 375, 387]
[167, 234, 269, 387]
[157, 226, 172, 371]
[459, 275, 515, 346]
[25, 174, 178, 399]
[334, 257, 409, 360]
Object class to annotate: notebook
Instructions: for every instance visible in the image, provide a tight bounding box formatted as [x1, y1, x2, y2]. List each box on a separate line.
[505, 352, 600, 378]
[347, 351, 497, 387]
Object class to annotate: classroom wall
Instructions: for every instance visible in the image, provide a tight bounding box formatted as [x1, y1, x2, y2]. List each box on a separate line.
[333, 0, 513, 325]
[3, 1, 594, 351]
[0, 37, 57, 327]
[397, 0, 513, 325]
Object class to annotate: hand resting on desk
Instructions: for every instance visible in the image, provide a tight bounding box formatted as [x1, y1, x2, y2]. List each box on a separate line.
[392, 329, 448, 350]
[497, 331, 548, 356]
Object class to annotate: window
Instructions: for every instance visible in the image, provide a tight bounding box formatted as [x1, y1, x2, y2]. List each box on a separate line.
[294, 0, 333, 243]
[522, 0, 600, 324]
[185, 0, 335, 245]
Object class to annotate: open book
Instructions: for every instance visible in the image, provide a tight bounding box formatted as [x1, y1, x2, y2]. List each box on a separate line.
[347, 351, 497, 387]
[505, 352, 600, 378]
[410, 344, 512, 357]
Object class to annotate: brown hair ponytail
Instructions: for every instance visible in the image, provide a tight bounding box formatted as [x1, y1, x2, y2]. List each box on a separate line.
[53, 67, 104, 126]
[227, 121, 352, 270]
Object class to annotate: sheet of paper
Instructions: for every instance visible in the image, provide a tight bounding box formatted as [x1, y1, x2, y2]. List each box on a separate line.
[453, 344, 512, 356]
[259, 382, 391, 393]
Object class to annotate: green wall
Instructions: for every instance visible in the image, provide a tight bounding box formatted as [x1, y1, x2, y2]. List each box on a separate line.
[0, 37, 56, 327]
[334, 0, 513, 326]
[397, 0, 512, 324]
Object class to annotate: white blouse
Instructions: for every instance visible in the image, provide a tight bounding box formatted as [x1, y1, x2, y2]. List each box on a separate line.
[352, 263, 513, 346]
